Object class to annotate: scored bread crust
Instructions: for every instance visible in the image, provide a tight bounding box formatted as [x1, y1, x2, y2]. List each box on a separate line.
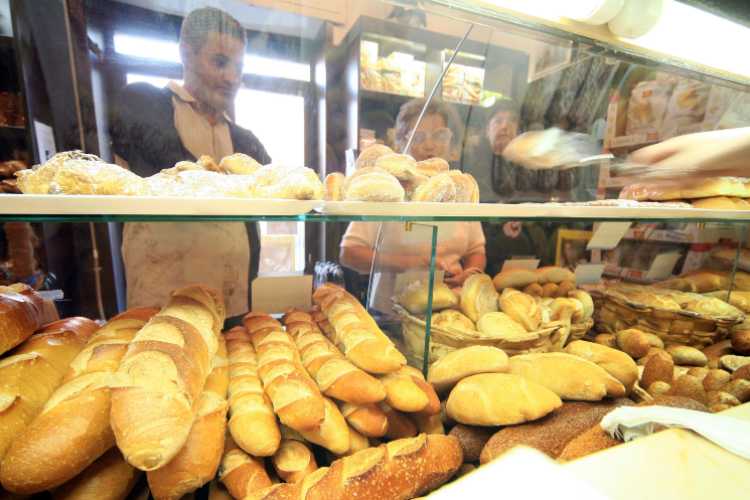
[53, 447, 139, 500]
[0, 284, 46, 356]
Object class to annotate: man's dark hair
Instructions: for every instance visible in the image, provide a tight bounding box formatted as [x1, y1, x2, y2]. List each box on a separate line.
[395, 98, 464, 150]
[180, 7, 245, 52]
[487, 99, 520, 122]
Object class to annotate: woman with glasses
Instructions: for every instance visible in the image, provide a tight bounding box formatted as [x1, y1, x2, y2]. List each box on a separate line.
[340, 99, 486, 318]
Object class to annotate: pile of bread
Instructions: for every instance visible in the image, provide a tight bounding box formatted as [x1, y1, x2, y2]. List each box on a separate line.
[0, 159, 27, 194]
[620, 176, 750, 210]
[0, 283, 465, 500]
[16, 151, 324, 200]
[325, 144, 479, 203]
[397, 267, 595, 362]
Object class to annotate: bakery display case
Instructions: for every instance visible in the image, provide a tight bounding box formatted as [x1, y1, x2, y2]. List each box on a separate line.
[1, 0, 750, 499]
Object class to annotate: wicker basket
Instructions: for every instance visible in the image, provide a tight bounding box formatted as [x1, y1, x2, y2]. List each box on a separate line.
[592, 285, 744, 348]
[395, 305, 571, 365]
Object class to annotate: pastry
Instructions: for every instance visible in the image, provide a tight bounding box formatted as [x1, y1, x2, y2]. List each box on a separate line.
[411, 172, 457, 202]
[343, 167, 405, 202]
[324, 172, 346, 201]
[356, 144, 393, 170]
[374, 153, 418, 181]
[415, 158, 449, 177]
[445, 171, 479, 203]
[219, 153, 262, 175]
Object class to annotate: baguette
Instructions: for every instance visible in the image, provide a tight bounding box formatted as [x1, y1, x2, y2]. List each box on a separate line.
[312, 285, 405, 374]
[340, 403, 389, 438]
[246, 434, 462, 500]
[343, 427, 370, 456]
[244, 314, 325, 432]
[52, 448, 139, 500]
[218, 436, 272, 499]
[298, 397, 350, 455]
[0, 317, 98, 459]
[110, 285, 225, 471]
[282, 311, 386, 405]
[272, 439, 317, 483]
[225, 327, 280, 457]
[381, 403, 418, 440]
[147, 337, 229, 500]
[0, 309, 156, 494]
[0, 284, 45, 356]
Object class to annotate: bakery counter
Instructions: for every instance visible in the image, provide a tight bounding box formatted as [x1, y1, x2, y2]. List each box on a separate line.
[4, 195, 750, 223]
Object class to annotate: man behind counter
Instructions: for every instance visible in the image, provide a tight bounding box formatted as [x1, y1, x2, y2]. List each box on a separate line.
[112, 7, 270, 319]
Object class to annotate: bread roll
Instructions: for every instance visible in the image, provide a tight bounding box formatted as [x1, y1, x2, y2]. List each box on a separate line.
[460, 274, 499, 322]
[492, 269, 538, 291]
[616, 328, 652, 358]
[218, 437, 272, 499]
[313, 285, 406, 374]
[397, 281, 458, 315]
[446, 373, 561, 426]
[568, 290, 594, 320]
[356, 144, 393, 170]
[498, 288, 541, 331]
[219, 153, 261, 175]
[246, 434, 462, 500]
[564, 340, 638, 394]
[225, 327, 281, 457]
[427, 346, 508, 394]
[298, 398, 350, 455]
[110, 286, 224, 471]
[508, 353, 626, 401]
[0, 309, 156, 494]
[340, 403, 388, 438]
[666, 345, 708, 367]
[415, 158, 449, 177]
[476, 312, 533, 342]
[147, 338, 229, 500]
[244, 316, 325, 432]
[523, 283, 544, 297]
[535, 266, 575, 284]
[282, 312, 385, 405]
[431, 310, 476, 335]
[343, 168, 405, 202]
[398, 365, 441, 416]
[479, 400, 631, 464]
[374, 153, 418, 181]
[411, 172, 456, 202]
[272, 439, 317, 483]
[52, 448, 139, 500]
[448, 425, 494, 463]
[379, 366, 435, 414]
[324, 172, 345, 202]
[0, 284, 45, 356]
[0, 317, 97, 460]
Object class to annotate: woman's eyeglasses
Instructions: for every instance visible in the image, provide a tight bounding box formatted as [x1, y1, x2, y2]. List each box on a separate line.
[412, 128, 453, 145]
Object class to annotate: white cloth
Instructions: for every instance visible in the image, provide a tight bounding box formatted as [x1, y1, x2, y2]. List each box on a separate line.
[122, 81, 250, 316]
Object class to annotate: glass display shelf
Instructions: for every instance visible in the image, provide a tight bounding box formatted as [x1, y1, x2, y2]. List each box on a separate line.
[3, 196, 750, 223]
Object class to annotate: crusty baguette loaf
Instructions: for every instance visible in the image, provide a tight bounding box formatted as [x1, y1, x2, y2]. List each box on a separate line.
[381, 403, 418, 440]
[340, 403, 389, 438]
[219, 436, 272, 499]
[246, 434, 462, 500]
[110, 285, 225, 471]
[0, 316, 98, 460]
[208, 480, 235, 500]
[564, 340, 639, 394]
[411, 413, 444, 435]
[272, 438, 318, 484]
[147, 337, 229, 500]
[225, 327, 280, 457]
[298, 397, 350, 455]
[282, 311, 386, 405]
[427, 346, 509, 395]
[312, 285, 405, 374]
[0, 284, 45, 356]
[0, 309, 156, 494]
[52, 448, 139, 500]
[244, 315, 325, 432]
[343, 427, 370, 456]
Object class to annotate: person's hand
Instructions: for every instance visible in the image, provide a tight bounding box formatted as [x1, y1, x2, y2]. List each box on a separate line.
[444, 267, 481, 287]
[629, 127, 750, 178]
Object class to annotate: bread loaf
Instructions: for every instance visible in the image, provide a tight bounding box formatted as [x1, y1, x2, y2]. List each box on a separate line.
[147, 338, 229, 500]
[218, 436, 272, 499]
[479, 400, 631, 464]
[564, 340, 638, 394]
[246, 434, 462, 500]
[244, 314, 325, 432]
[381, 403, 418, 440]
[431, 310, 476, 336]
[460, 274, 499, 322]
[110, 285, 225, 471]
[344, 427, 371, 456]
[282, 311, 385, 405]
[272, 438, 317, 483]
[52, 448, 139, 500]
[397, 281, 458, 315]
[448, 425, 494, 463]
[508, 353, 626, 401]
[225, 327, 281, 457]
[498, 288, 541, 331]
[340, 403, 389, 438]
[427, 346, 509, 394]
[0, 317, 97, 460]
[0, 284, 45, 356]
[492, 269, 538, 291]
[0, 309, 156, 494]
[313, 285, 405, 374]
[298, 398, 350, 455]
[380, 368, 431, 413]
[535, 266, 575, 284]
[446, 373, 561, 426]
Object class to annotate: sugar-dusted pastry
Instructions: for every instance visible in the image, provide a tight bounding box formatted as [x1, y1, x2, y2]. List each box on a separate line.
[374, 153, 418, 181]
[252, 165, 325, 200]
[219, 153, 262, 175]
[355, 144, 393, 170]
[446, 171, 480, 203]
[415, 157, 449, 177]
[343, 167, 405, 202]
[411, 172, 457, 202]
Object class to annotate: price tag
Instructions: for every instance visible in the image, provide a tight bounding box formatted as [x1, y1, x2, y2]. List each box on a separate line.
[587, 222, 632, 250]
[646, 252, 682, 281]
[501, 258, 540, 272]
[575, 264, 605, 284]
[252, 275, 312, 314]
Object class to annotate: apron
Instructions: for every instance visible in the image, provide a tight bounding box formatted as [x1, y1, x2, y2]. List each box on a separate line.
[123, 221, 249, 316]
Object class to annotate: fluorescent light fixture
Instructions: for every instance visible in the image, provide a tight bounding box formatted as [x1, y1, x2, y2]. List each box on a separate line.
[115, 33, 310, 82]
